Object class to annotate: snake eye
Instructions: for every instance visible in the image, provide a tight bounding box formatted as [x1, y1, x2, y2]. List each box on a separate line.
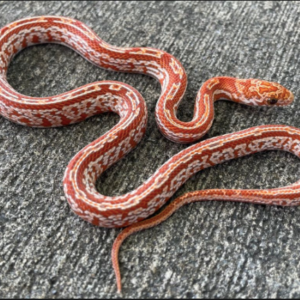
[267, 98, 278, 105]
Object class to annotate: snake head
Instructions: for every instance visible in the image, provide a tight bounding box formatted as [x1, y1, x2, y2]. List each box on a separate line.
[235, 79, 294, 106]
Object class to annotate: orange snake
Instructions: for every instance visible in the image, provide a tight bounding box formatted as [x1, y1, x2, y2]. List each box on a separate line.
[0, 16, 299, 292]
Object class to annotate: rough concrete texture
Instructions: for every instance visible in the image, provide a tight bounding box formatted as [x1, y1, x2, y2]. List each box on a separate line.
[1, 1, 300, 298]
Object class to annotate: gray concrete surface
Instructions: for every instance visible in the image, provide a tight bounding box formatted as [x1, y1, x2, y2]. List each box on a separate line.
[1, 1, 300, 298]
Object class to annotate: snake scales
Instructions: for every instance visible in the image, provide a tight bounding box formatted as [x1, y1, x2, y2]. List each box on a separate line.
[0, 16, 299, 292]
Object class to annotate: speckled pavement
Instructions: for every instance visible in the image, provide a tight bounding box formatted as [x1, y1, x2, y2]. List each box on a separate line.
[1, 1, 300, 298]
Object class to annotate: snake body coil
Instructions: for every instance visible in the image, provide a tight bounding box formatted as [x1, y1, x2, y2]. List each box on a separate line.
[0, 16, 298, 292]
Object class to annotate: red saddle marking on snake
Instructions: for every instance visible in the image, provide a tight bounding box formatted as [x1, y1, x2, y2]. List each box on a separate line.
[0, 16, 297, 292]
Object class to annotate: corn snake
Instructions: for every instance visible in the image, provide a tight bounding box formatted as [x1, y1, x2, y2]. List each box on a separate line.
[0, 16, 299, 293]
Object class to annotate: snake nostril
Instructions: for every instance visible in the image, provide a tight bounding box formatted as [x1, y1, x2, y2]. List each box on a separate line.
[267, 99, 278, 105]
